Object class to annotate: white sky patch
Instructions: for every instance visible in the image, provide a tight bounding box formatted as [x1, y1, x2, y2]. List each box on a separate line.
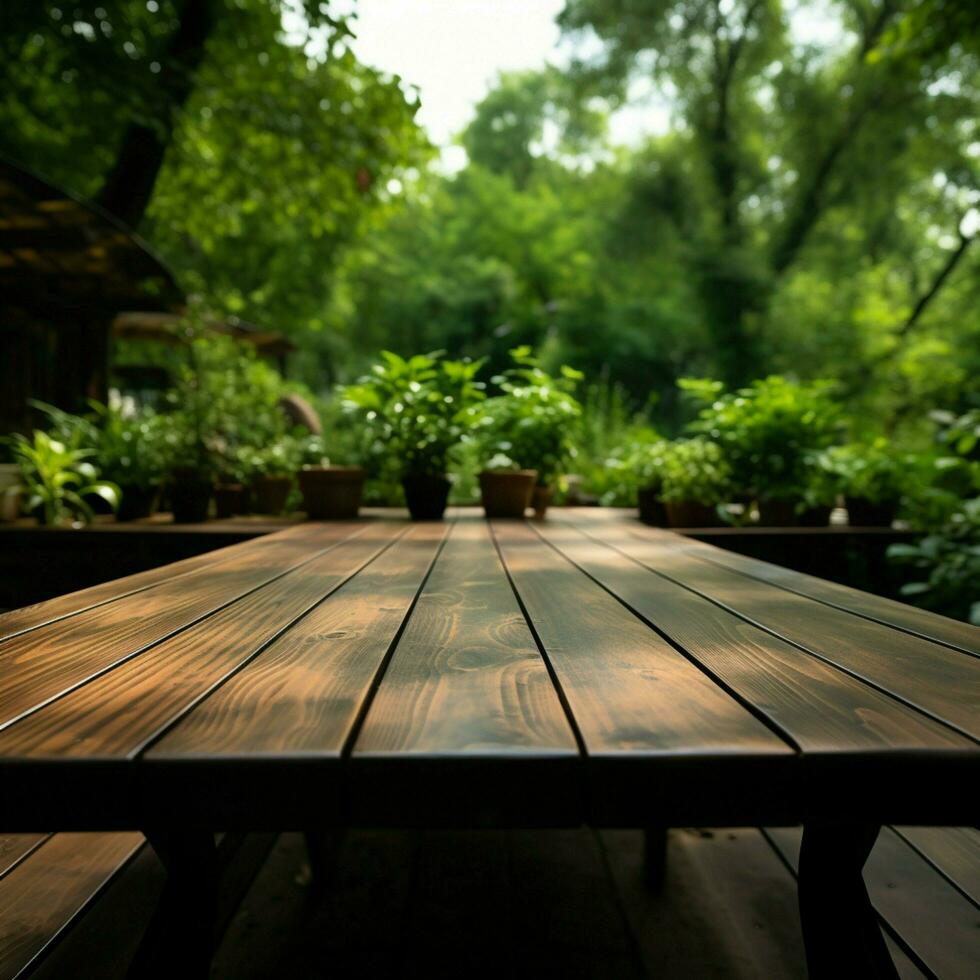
[336, 0, 844, 169]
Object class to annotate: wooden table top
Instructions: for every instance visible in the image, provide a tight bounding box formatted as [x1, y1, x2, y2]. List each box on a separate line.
[0, 510, 976, 831]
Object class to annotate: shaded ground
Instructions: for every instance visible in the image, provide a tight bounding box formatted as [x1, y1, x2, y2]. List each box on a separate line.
[212, 828, 807, 980]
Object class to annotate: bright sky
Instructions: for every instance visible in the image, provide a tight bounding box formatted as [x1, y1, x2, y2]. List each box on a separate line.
[339, 0, 843, 168]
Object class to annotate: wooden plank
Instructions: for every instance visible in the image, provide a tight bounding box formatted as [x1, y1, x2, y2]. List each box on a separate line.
[0, 523, 405, 828]
[0, 835, 49, 880]
[535, 523, 972, 823]
[0, 522, 368, 732]
[144, 523, 450, 827]
[625, 519, 980, 657]
[350, 520, 581, 827]
[765, 827, 980, 980]
[0, 521, 315, 643]
[894, 827, 980, 907]
[570, 519, 980, 741]
[490, 520, 796, 827]
[0, 832, 143, 980]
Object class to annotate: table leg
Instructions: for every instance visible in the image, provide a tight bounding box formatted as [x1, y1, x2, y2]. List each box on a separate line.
[798, 823, 898, 980]
[126, 830, 218, 980]
[643, 826, 668, 890]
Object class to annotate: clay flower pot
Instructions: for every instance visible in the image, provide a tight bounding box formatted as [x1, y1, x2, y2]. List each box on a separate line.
[298, 466, 365, 519]
[664, 500, 724, 528]
[401, 474, 452, 521]
[170, 468, 213, 524]
[532, 484, 554, 520]
[637, 487, 667, 526]
[214, 483, 246, 519]
[478, 470, 537, 518]
[116, 484, 160, 522]
[252, 475, 292, 515]
[756, 498, 799, 527]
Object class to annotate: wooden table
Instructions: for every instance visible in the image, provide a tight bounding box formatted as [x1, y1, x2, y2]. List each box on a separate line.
[1, 510, 976, 978]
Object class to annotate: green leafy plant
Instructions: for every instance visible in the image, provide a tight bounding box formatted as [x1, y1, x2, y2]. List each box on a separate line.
[6, 429, 119, 526]
[888, 498, 980, 625]
[89, 399, 169, 491]
[659, 438, 733, 505]
[473, 347, 583, 484]
[237, 435, 303, 480]
[342, 351, 485, 478]
[819, 439, 918, 505]
[686, 376, 841, 502]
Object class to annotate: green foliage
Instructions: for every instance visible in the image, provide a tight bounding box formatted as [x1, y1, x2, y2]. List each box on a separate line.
[6, 430, 119, 526]
[473, 347, 583, 483]
[888, 498, 980, 625]
[819, 439, 920, 506]
[659, 438, 733, 505]
[342, 351, 486, 478]
[88, 399, 169, 491]
[687, 376, 842, 501]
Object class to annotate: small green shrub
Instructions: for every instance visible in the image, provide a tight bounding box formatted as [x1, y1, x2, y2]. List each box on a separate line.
[659, 438, 733, 505]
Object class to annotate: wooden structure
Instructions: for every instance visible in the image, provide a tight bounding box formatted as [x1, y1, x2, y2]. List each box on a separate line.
[0, 156, 181, 435]
[0, 510, 976, 977]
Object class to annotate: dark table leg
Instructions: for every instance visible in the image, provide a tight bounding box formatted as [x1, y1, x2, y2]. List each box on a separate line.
[798, 823, 898, 980]
[643, 826, 668, 890]
[126, 830, 218, 980]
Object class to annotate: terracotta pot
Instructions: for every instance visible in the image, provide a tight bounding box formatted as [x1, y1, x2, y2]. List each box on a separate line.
[845, 496, 897, 528]
[756, 498, 799, 527]
[664, 500, 724, 528]
[531, 484, 554, 520]
[252, 475, 292, 515]
[401, 474, 451, 521]
[637, 487, 667, 526]
[479, 470, 537, 518]
[116, 484, 160, 522]
[798, 505, 832, 527]
[214, 483, 246, 519]
[170, 469, 213, 523]
[299, 466, 365, 519]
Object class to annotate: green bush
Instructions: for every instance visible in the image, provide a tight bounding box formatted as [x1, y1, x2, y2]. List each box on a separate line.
[818, 439, 920, 507]
[342, 350, 485, 478]
[685, 375, 841, 501]
[659, 438, 733, 505]
[472, 347, 583, 484]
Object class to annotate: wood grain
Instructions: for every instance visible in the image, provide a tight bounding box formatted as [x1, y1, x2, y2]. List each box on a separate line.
[622, 518, 980, 657]
[491, 520, 795, 825]
[350, 520, 581, 826]
[0, 521, 319, 643]
[571, 520, 980, 740]
[0, 831, 143, 980]
[0, 835, 48, 880]
[535, 523, 968, 754]
[150, 522, 448, 760]
[0, 523, 405, 762]
[766, 826, 980, 980]
[893, 826, 980, 905]
[0, 522, 368, 730]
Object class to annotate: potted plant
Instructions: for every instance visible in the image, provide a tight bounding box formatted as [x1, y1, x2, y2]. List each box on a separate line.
[473, 348, 582, 519]
[821, 440, 912, 527]
[5, 429, 119, 526]
[683, 375, 841, 525]
[630, 439, 670, 526]
[476, 453, 539, 518]
[659, 438, 733, 528]
[88, 400, 167, 521]
[247, 437, 300, 515]
[343, 351, 485, 520]
[294, 434, 366, 519]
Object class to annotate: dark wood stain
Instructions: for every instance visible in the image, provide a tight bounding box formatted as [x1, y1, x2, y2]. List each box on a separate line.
[535, 522, 969, 754]
[571, 519, 979, 739]
[0, 523, 405, 761]
[150, 522, 447, 760]
[0, 831, 143, 980]
[0, 522, 369, 728]
[353, 520, 577, 757]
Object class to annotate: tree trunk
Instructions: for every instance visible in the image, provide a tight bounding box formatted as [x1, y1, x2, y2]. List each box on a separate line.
[95, 0, 215, 229]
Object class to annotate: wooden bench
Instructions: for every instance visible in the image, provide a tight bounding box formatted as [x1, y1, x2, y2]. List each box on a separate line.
[0, 510, 976, 978]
